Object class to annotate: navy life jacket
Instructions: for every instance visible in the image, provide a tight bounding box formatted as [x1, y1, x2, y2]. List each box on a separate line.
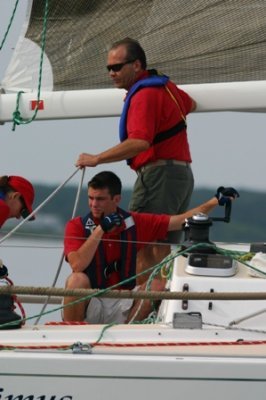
[81, 208, 137, 289]
[119, 72, 187, 164]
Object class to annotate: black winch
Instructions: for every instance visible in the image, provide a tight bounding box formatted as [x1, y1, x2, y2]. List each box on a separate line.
[0, 263, 22, 329]
[181, 201, 237, 277]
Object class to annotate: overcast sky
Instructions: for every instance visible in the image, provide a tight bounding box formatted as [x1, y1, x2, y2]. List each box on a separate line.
[1, 1, 266, 193]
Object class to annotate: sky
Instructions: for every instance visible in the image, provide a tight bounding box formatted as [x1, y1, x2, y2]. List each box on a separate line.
[1, 1, 266, 193]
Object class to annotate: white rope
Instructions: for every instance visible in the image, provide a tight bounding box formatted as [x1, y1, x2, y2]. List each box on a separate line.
[0, 168, 81, 245]
[34, 168, 86, 324]
[229, 309, 266, 326]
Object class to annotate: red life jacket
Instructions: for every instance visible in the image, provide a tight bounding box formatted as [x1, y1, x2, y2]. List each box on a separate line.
[119, 71, 187, 164]
[81, 208, 137, 289]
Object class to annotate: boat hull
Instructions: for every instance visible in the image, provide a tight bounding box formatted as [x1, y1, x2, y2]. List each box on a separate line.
[1, 324, 266, 399]
[1, 349, 266, 400]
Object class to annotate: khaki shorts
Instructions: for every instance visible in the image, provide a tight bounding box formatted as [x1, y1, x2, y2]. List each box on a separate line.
[84, 297, 134, 324]
[129, 162, 194, 243]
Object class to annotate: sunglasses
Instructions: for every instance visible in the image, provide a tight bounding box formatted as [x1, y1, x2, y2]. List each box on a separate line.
[19, 196, 29, 218]
[106, 59, 136, 72]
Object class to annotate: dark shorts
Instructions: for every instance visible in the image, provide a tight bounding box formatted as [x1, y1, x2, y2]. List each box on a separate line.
[129, 161, 194, 244]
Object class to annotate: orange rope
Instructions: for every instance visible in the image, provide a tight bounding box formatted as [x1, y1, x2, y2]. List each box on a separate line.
[1, 339, 266, 351]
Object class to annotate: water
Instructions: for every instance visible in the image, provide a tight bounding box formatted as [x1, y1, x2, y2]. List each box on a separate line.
[0, 237, 70, 324]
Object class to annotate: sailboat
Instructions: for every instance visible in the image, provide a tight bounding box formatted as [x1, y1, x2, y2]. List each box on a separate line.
[1, 1, 266, 398]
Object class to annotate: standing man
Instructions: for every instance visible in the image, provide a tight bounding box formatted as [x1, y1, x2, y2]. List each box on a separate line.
[76, 38, 196, 270]
[63, 171, 239, 324]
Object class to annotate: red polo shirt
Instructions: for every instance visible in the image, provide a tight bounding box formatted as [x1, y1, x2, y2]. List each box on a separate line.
[64, 211, 169, 259]
[126, 72, 194, 170]
[64, 211, 170, 286]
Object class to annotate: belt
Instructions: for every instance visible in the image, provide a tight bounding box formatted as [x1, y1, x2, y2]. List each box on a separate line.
[137, 159, 190, 174]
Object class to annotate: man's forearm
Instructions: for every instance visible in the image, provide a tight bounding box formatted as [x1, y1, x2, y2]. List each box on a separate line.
[168, 198, 218, 231]
[97, 138, 149, 164]
[67, 226, 104, 272]
[76, 138, 149, 167]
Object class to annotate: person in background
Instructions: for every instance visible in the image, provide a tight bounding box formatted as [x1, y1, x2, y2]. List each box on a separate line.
[75, 38, 196, 274]
[63, 171, 239, 324]
[0, 175, 35, 228]
[0, 175, 35, 328]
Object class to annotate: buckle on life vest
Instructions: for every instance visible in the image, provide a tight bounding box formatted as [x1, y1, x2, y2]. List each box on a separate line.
[104, 261, 120, 279]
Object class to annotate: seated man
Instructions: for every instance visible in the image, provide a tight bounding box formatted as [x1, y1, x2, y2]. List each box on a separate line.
[63, 171, 239, 324]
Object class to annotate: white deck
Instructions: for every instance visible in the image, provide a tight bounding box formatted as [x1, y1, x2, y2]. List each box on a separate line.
[1, 243, 266, 399]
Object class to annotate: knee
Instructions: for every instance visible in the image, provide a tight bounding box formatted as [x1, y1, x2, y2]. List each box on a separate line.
[140, 277, 166, 292]
[150, 277, 166, 292]
[65, 272, 91, 289]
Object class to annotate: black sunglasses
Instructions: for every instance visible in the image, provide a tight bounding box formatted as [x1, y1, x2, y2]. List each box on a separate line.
[19, 196, 28, 218]
[106, 59, 136, 72]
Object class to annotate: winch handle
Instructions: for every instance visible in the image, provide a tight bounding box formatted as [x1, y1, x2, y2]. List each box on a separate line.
[212, 200, 231, 223]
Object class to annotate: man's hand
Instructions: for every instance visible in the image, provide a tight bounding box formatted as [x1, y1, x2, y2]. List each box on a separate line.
[76, 153, 99, 168]
[215, 186, 240, 206]
[100, 213, 123, 233]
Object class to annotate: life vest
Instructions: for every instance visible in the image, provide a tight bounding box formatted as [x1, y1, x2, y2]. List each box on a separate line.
[81, 208, 137, 289]
[119, 72, 187, 164]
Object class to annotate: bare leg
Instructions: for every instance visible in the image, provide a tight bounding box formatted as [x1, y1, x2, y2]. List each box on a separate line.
[63, 272, 91, 322]
[126, 277, 166, 323]
[136, 243, 170, 285]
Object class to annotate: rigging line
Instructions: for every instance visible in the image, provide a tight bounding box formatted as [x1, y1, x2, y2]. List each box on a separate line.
[0, 230, 80, 243]
[0, 244, 63, 249]
[203, 321, 266, 336]
[0, 231, 65, 241]
[53, 235, 248, 258]
[12, 0, 49, 130]
[53, 234, 181, 247]
[0, 0, 19, 51]
[0, 167, 80, 245]
[34, 168, 86, 324]
[0, 228, 179, 245]
[0, 227, 249, 252]
[0, 235, 251, 272]
[0, 230, 251, 256]
[229, 309, 266, 327]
